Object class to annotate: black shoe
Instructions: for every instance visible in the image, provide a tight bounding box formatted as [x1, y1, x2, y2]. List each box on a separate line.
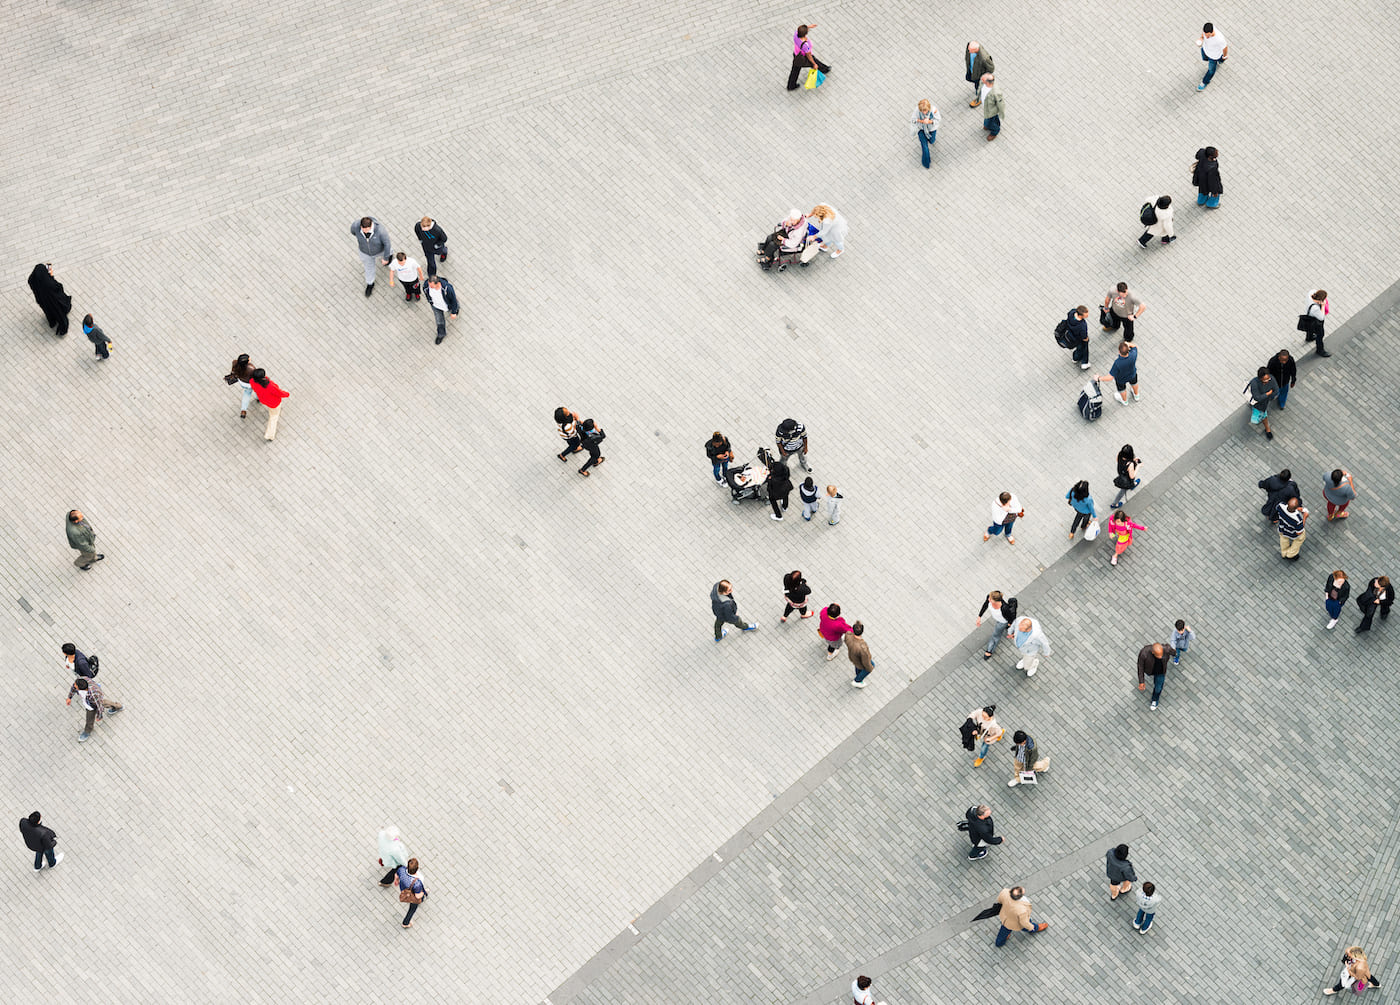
[434, 334, 444, 345]
[982, 651, 993, 660]
[439, 252, 447, 262]
[558, 451, 568, 462]
[365, 283, 374, 297]
[968, 848, 989, 860]
[1316, 350, 1332, 358]
[1265, 430, 1274, 440]
[79, 564, 92, 571]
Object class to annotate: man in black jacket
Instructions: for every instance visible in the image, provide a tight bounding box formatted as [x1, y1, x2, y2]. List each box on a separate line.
[19, 812, 62, 872]
[1063, 306, 1090, 369]
[424, 276, 460, 346]
[964, 804, 1004, 860]
[763, 449, 793, 521]
[1266, 349, 1298, 410]
[1258, 468, 1298, 523]
[414, 216, 448, 277]
[61, 642, 97, 679]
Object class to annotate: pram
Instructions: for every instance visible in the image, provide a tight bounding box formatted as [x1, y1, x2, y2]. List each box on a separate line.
[756, 218, 821, 271]
[726, 451, 773, 502]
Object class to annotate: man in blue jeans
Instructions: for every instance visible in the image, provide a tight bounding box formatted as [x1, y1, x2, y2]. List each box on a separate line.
[994, 886, 1048, 946]
[1196, 23, 1228, 91]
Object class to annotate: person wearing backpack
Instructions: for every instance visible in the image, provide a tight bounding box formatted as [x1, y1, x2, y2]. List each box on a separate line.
[578, 419, 606, 476]
[1192, 147, 1223, 208]
[1137, 196, 1175, 248]
[1056, 305, 1090, 369]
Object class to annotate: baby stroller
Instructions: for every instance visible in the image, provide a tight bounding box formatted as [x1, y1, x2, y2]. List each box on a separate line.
[756, 216, 821, 272]
[726, 449, 773, 503]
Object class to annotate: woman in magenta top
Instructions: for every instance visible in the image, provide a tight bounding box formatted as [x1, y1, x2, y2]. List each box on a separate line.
[818, 603, 851, 660]
[1106, 512, 1145, 566]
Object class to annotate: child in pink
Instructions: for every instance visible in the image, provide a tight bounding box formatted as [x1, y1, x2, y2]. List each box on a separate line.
[1107, 512, 1145, 566]
[818, 603, 852, 660]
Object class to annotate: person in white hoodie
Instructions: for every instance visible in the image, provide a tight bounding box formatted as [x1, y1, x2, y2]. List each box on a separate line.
[376, 826, 410, 887]
[1012, 617, 1051, 676]
[1137, 195, 1176, 248]
[1132, 881, 1161, 933]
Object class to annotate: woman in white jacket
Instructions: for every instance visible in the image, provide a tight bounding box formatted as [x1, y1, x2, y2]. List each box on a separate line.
[808, 204, 848, 258]
[377, 826, 411, 886]
[1138, 195, 1175, 248]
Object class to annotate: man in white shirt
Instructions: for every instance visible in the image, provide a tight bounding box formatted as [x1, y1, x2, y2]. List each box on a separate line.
[1196, 22, 1228, 91]
[851, 975, 885, 1005]
[389, 252, 423, 301]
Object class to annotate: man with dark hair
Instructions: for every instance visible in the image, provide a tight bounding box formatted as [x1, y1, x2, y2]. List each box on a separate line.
[994, 886, 1048, 946]
[578, 419, 606, 477]
[1277, 497, 1309, 560]
[786, 24, 830, 91]
[851, 974, 884, 1005]
[1196, 23, 1228, 91]
[414, 216, 448, 276]
[846, 622, 874, 688]
[964, 804, 1004, 860]
[19, 812, 62, 872]
[61, 643, 96, 680]
[775, 418, 810, 472]
[1008, 729, 1047, 786]
[1266, 349, 1297, 409]
[1322, 468, 1356, 521]
[1063, 305, 1090, 369]
[1258, 468, 1297, 523]
[397, 857, 427, 928]
[1094, 339, 1139, 407]
[351, 215, 392, 296]
[66, 510, 103, 570]
[1136, 642, 1177, 710]
[68, 676, 123, 742]
[711, 580, 758, 641]
[424, 275, 459, 345]
[1102, 281, 1146, 338]
[1245, 366, 1277, 441]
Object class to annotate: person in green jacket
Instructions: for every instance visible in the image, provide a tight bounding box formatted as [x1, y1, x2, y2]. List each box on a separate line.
[66, 510, 104, 570]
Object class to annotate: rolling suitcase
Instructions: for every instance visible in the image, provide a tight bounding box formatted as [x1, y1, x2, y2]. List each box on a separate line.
[1078, 380, 1103, 421]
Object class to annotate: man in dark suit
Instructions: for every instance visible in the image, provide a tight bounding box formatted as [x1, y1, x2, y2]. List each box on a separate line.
[1257, 468, 1298, 524]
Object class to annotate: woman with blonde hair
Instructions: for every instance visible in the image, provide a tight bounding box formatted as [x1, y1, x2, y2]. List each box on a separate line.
[807, 204, 848, 258]
[1324, 945, 1380, 995]
[910, 99, 940, 168]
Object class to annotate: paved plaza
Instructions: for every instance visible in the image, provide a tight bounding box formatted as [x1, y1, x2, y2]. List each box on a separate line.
[3, 1, 1399, 1002]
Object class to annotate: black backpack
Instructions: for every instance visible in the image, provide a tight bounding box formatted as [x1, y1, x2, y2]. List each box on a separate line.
[88, 654, 99, 676]
[1053, 318, 1073, 349]
[1140, 201, 1157, 226]
[584, 427, 606, 445]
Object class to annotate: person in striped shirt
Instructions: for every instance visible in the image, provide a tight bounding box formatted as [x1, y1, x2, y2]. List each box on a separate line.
[555, 407, 583, 462]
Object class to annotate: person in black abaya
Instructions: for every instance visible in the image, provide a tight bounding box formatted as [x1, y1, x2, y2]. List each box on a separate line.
[28, 263, 72, 336]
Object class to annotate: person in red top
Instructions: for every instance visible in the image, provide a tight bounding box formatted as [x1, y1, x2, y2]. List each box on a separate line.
[818, 603, 851, 661]
[250, 368, 290, 441]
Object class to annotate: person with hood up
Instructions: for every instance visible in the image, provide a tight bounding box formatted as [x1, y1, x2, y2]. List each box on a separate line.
[1012, 617, 1051, 676]
[1257, 468, 1298, 524]
[764, 449, 793, 521]
[377, 826, 410, 886]
[1106, 844, 1137, 899]
[781, 570, 812, 621]
[19, 812, 63, 871]
[1192, 147, 1222, 208]
[28, 263, 73, 336]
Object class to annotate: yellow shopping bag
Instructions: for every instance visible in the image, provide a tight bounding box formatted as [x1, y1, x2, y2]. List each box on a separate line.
[804, 67, 818, 90]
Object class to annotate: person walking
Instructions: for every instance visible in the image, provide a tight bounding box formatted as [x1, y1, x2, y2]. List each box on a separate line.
[1106, 844, 1137, 899]
[962, 704, 1004, 767]
[705, 432, 734, 485]
[711, 580, 758, 641]
[799, 477, 820, 520]
[250, 368, 290, 441]
[1101, 282, 1146, 339]
[1167, 620, 1195, 663]
[1324, 571, 1350, 630]
[1095, 340, 1140, 406]
[851, 975, 885, 1005]
[66, 510, 104, 570]
[818, 603, 851, 660]
[979, 74, 1005, 141]
[1355, 576, 1393, 634]
[556, 407, 584, 461]
[414, 216, 448, 277]
[1258, 468, 1298, 523]
[27, 263, 72, 336]
[1136, 642, 1176, 709]
[825, 484, 843, 525]
[61, 643, 97, 680]
[911, 99, 940, 167]
[1324, 946, 1381, 995]
[80, 314, 112, 360]
[983, 491, 1022, 545]
[1137, 196, 1176, 248]
[1007, 729, 1048, 786]
[774, 419, 810, 471]
[1192, 147, 1223, 208]
[1066, 480, 1097, 539]
[577, 418, 606, 476]
[964, 804, 1004, 860]
[1323, 469, 1356, 521]
[1106, 511, 1146, 566]
[846, 622, 874, 687]
[1245, 366, 1277, 441]
[964, 42, 994, 106]
[1302, 289, 1331, 358]
[786, 24, 831, 91]
[763, 450, 793, 521]
[1133, 882, 1161, 934]
[808, 204, 848, 258]
[225, 353, 257, 419]
[976, 591, 1017, 660]
[19, 812, 62, 872]
[1012, 617, 1051, 677]
[377, 826, 410, 886]
[351, 216, 392, 296]
[1276, 497, 1308, 560]
[781, 570, 812, 622]
[1062, 305, 1091, 369]
[67, 676, 123, 742]
[388, 252, 423, 301]
[395, 858, 427, 928]
[1195, 23, 1229, 90]
[1266, 349, 1297, 410]
[1109, 444, 1142, 509]
[424, 275, 460, 345]
[993, 886, 1048, 946]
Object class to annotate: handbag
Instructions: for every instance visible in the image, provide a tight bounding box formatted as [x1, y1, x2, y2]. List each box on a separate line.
[1084, 519, 1101, 540]
[398, 881, 424, 904]
[804, 67, 818, 90]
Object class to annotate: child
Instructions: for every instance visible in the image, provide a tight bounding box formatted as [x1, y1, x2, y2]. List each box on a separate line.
[1106, 511, 1145, 566]
[389, 252, 423, 301]
[799, 477, 820, 520]
[81, 314, 111, 360]
[1133, 881, 1160, 934]
[826, 484, 843, 525]
[1167, 620, 1194, 665]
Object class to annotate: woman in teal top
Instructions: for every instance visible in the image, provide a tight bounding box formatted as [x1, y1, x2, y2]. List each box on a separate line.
[1066, 480, 1097, 540]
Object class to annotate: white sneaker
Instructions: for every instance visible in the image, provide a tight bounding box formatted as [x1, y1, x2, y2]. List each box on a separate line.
[851, 679, 867, 689]
[1007, 777, 1020, 787]
[1080, 363, 1090, 369]
[1326, 619, 1338, 630]
[825, 650, 837, 661]
[1131, 391, 1141, 401]
[1015, 660, 1025, 670]
[52, 852, 64, 868]
[770, 514, 783, 521]
[1117, 395, 1129, 406]
[1025, 666, 1036, 676]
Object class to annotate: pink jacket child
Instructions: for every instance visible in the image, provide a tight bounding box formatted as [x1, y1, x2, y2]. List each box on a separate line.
[818, 603, 852, 660]
[1106, 513, 1145, 566]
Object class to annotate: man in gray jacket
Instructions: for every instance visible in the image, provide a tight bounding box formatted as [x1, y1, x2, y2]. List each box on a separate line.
[711, 580, 758, 642]
[352, 216, 392, 297]
[66, 510, 103, 570]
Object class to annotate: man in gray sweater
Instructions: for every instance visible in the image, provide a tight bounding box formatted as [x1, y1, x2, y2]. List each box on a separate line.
[352, 216, 392, 296]
[66, 510, 103, 570]
[711, 580, 758, 642]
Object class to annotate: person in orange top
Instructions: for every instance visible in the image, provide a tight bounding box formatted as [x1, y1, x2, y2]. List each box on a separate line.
[250, 368, 290, 441]
[1106, 512, 1145, 566]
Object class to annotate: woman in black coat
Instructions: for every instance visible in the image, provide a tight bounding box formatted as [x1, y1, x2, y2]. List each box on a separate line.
[1355, 576, 1393, 634]
[28, 263, 73, 336]
[1192, 147, 1222, 208]
[781, 570, 812, 621]
[765, 453, 793, 521]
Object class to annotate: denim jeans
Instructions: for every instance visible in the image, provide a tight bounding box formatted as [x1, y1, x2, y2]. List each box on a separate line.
[984, 114, 1001, 136]
[1135, 908, 1154, 931]
[432, 307, 448, 341]
[34, 847, 55, 869]
[854, 666, 871, 683]
[237, 381, 254, 412]
[976, 737, 991, 758]
[987, 518, 1016, 538]
[995, 919, 1040, 946]
[402, 891, 426, 925]
[1201, 51, 1218, 86]
[918, 130, 936, 167]
[1276, 382, 1290, 408]
[985, 622, 1008, 654]
[1150, 674, 1165, 701]
[711, 460, 729, 482]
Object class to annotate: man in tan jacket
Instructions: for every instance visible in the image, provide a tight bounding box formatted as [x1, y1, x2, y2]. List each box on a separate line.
[846, 622, 874, 688]
[994, 886, 1048, 947]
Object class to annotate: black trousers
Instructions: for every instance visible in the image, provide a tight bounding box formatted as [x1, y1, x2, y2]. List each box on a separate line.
[559, 435, 582, 458]
[380, 867, 398, 885]
[783, 601, 808, 617]
[770, 490, 790, 518]
[1069, 511, 1092, 535]
[787, 54, 829, 90]
[579, 442, 602, 472]
[401, 279, 421, 299]
[1357, 604, 1391, 632]
[1104, 313, 1135, 339]
[419, 240, 446, 276]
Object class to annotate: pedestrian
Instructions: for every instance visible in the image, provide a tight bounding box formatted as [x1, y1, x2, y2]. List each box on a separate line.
[979, 74, 1005, 141]
[976, 590, 1017, 660]
[1106, 511, 1146, 566]
[1167, 619, 1194, 663]
[818, 602, 851, 660]
[67, 676, 123, 742]
[18, 812, 62, 872]
[80, 314, 111, 360]
[705, 432, 734, 485]
[1192, 147, 1222, 208]
[65, 509, 104, 570]
[781, 570, 813, 622]
[1100, 282, 1146, 339]
[1135, 642, 1176, 709]
[774, 418, 810, 471]
[61, 643, 97, 680]
[1133, 882, 1161, 934]
[351, 216, 392, 296]
[1324, 946, 1381, 995]
[1195, 22, 1229, 90]
[982, 491, 1022, 545]
[413, 216, 448, 277]
[786, 24, 831, 91]
[761, 450, 793, 522]
[1258, 468, 1298, 523]
[993, 886, 1049, 945]
[826, 485, 843, 525]
[1276, 497, 1308, 560]
[1012, 617, 1051, 677]
[851, 975, 886, 1005]
[1106, 844, 1137, 899]
[846, 622, 874, 688]
[27, 263, 72, 336]
[1355, 576, 1393, 634]
[395, 858, 427, 928]
[711, 580, 758, 641]
[1323, 468, 1356, 521]
[1266, 349, 1297, 409]
[1007, 729, 1048, 786]
[799, 477, 820, 520]
[1063, 305, 1091, 369]
[910, 99, 941, 168]
[424, 275, 460, 345]
[1066, 480, 1097, 540]
[964, 41, 994, 106]
[964, 804, 1004, 860]
[808, 204, 848, 258]
[1094, 339, 1140, 407]
[1324, 571, 1350, 630]
[1137, 195, 1176, 248]
[250, 368, 290, 441]
[577, 419, 606, 476]
[1244, 365, 1277, 440]
[1302, 289, 1331, 358]
[556, 407, 584, 461]
[377, 826, 410, 886]
[961, 704, 1004, 767]
[225, 353, 257, 419]
[1109, 444, 1142, 509]
[388, 252, 423, 301]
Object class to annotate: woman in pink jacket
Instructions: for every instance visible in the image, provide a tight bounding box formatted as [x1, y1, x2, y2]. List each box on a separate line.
[1106, 512, 1145, 566]
[818, 603, 851, 661]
